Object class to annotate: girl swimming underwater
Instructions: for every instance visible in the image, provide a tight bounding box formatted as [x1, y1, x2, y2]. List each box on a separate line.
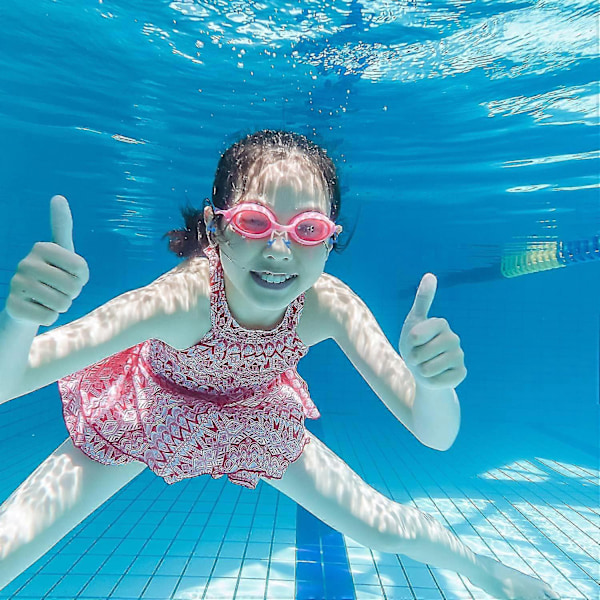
[0, 130, 559, 599]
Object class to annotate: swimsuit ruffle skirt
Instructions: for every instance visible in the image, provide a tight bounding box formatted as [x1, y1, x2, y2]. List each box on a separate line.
[57, 244, 320, 489]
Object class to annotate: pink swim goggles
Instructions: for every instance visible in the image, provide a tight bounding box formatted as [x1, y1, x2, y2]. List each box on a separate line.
[214, 202, 341, 246]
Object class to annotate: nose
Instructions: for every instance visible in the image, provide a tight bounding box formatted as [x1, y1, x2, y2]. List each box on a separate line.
[265, 230, 292, 259]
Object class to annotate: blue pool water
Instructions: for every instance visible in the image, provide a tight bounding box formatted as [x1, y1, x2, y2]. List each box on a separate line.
[0, 0, 598, 599]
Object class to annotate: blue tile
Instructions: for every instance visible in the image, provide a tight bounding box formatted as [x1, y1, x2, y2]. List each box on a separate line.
[184, 556, 216, 575]
[323, 544, 349, 564]
[155, 556, 188, 577]
[219, 541, 248, 558]
[110, 575, 150, 598]
[324, 562, 353, 589]
[244, 542, 271, 560]
[98, 554, 135, 576]
[248, 528, 273, 542]
[354, 584, 385, 599]
[127, 555, 162, 576]
[43, 554, 76, 573]
[167, 538, 196, 555]
[129, 523, 158, 537]
[15, 573, 62, 597]
[225, 527, 251, 542]
[296, 579, 326, 600]
[78, 573, 118, 596]
[86, 539, 118, 556]
[140, 575, 179, 598]
[192, 541, 220, 556]
[211, 556, 242, 577]
[382, 587, 415, 600]
[69, 554, 100, 575]
[412, 587, 444, 600]
[142, 539, 171, 555]
[269, 559, 295, 580]
[297, 545, 322, 562]
[405, 568, 436, 589]
[296, 519, 315, 546]
[172, 576, 209, 599]
[48, 574, 90, 596]
[114, 538, 146, 555]
[296, 560, 323, 581]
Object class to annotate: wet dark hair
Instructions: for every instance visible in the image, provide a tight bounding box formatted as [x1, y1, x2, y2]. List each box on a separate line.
[163, 129, 349, 258]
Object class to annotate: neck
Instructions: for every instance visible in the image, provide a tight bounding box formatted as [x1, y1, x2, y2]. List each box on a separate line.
[221, 271, 288, 331]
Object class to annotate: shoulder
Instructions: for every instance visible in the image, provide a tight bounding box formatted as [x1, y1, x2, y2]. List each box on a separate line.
[151, 254, 210, 285]
[309, 271, 361, 311]
[148, 255, 212, 349]
[149, 255, 211, 309]
[297, 271, 359, 347]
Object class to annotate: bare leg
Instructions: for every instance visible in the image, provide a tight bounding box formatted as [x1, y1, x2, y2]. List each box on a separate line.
[0, 437, 147, 592]
[265, 431, 560, 600]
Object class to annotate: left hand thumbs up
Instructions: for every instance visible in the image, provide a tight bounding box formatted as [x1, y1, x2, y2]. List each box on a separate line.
[399, 273, 467, 390]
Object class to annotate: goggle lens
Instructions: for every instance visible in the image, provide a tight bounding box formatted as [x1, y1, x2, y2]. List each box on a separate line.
[295, 218, 330, 242]
[233, 210, 271, 235]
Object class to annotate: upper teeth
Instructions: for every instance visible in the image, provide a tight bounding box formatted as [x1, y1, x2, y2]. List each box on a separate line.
[258, 271, 294, 284]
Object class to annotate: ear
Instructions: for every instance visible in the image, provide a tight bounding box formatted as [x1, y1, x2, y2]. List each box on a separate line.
[203, 205, 213, 225]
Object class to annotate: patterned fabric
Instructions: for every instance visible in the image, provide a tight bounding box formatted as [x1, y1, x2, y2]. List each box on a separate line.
[58, 244, 320, 489]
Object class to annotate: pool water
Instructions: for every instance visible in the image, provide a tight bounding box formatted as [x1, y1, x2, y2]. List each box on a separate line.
[0, 0, 598, 599]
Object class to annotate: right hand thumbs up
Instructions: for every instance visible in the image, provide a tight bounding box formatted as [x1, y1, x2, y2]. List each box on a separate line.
[51, 194, 75, 253]
[4, 195, 90, 327]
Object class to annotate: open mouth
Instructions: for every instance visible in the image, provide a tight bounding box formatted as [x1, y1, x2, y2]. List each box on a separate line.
[250, 270, 298, 289]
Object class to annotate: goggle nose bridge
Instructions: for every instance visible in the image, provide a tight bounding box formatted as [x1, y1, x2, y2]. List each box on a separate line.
[267, 229, 291, 248]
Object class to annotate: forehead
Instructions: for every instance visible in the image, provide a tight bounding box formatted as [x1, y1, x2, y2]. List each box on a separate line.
[239, 156, 329, 216]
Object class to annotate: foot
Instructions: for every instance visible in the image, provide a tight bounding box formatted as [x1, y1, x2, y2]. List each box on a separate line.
[470, 553, 561, 600]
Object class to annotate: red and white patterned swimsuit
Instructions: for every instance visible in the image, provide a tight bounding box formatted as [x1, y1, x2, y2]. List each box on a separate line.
[58, 244, 320, 489]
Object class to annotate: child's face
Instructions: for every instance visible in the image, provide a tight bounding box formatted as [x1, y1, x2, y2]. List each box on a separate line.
[206, 157, 333, 313]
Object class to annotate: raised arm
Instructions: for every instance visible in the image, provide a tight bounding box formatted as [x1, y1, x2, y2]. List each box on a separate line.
[0, 196, 208, 404]
[318, 273, 466, 451]
[316, 273, 418, 436]
[1, 275, 202, 403]
[0, 195, 88, 403]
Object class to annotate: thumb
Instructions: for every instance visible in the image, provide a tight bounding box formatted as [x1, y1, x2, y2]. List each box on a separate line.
[50, 195, 75, 253]
[406, 273, 437, 323]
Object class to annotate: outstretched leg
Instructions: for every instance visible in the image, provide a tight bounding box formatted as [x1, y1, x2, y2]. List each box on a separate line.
[264, 431, 560, 600]
[0, 437, 147, 592]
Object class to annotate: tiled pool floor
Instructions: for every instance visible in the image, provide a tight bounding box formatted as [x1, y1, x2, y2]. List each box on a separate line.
[0, 398, 597, 600]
